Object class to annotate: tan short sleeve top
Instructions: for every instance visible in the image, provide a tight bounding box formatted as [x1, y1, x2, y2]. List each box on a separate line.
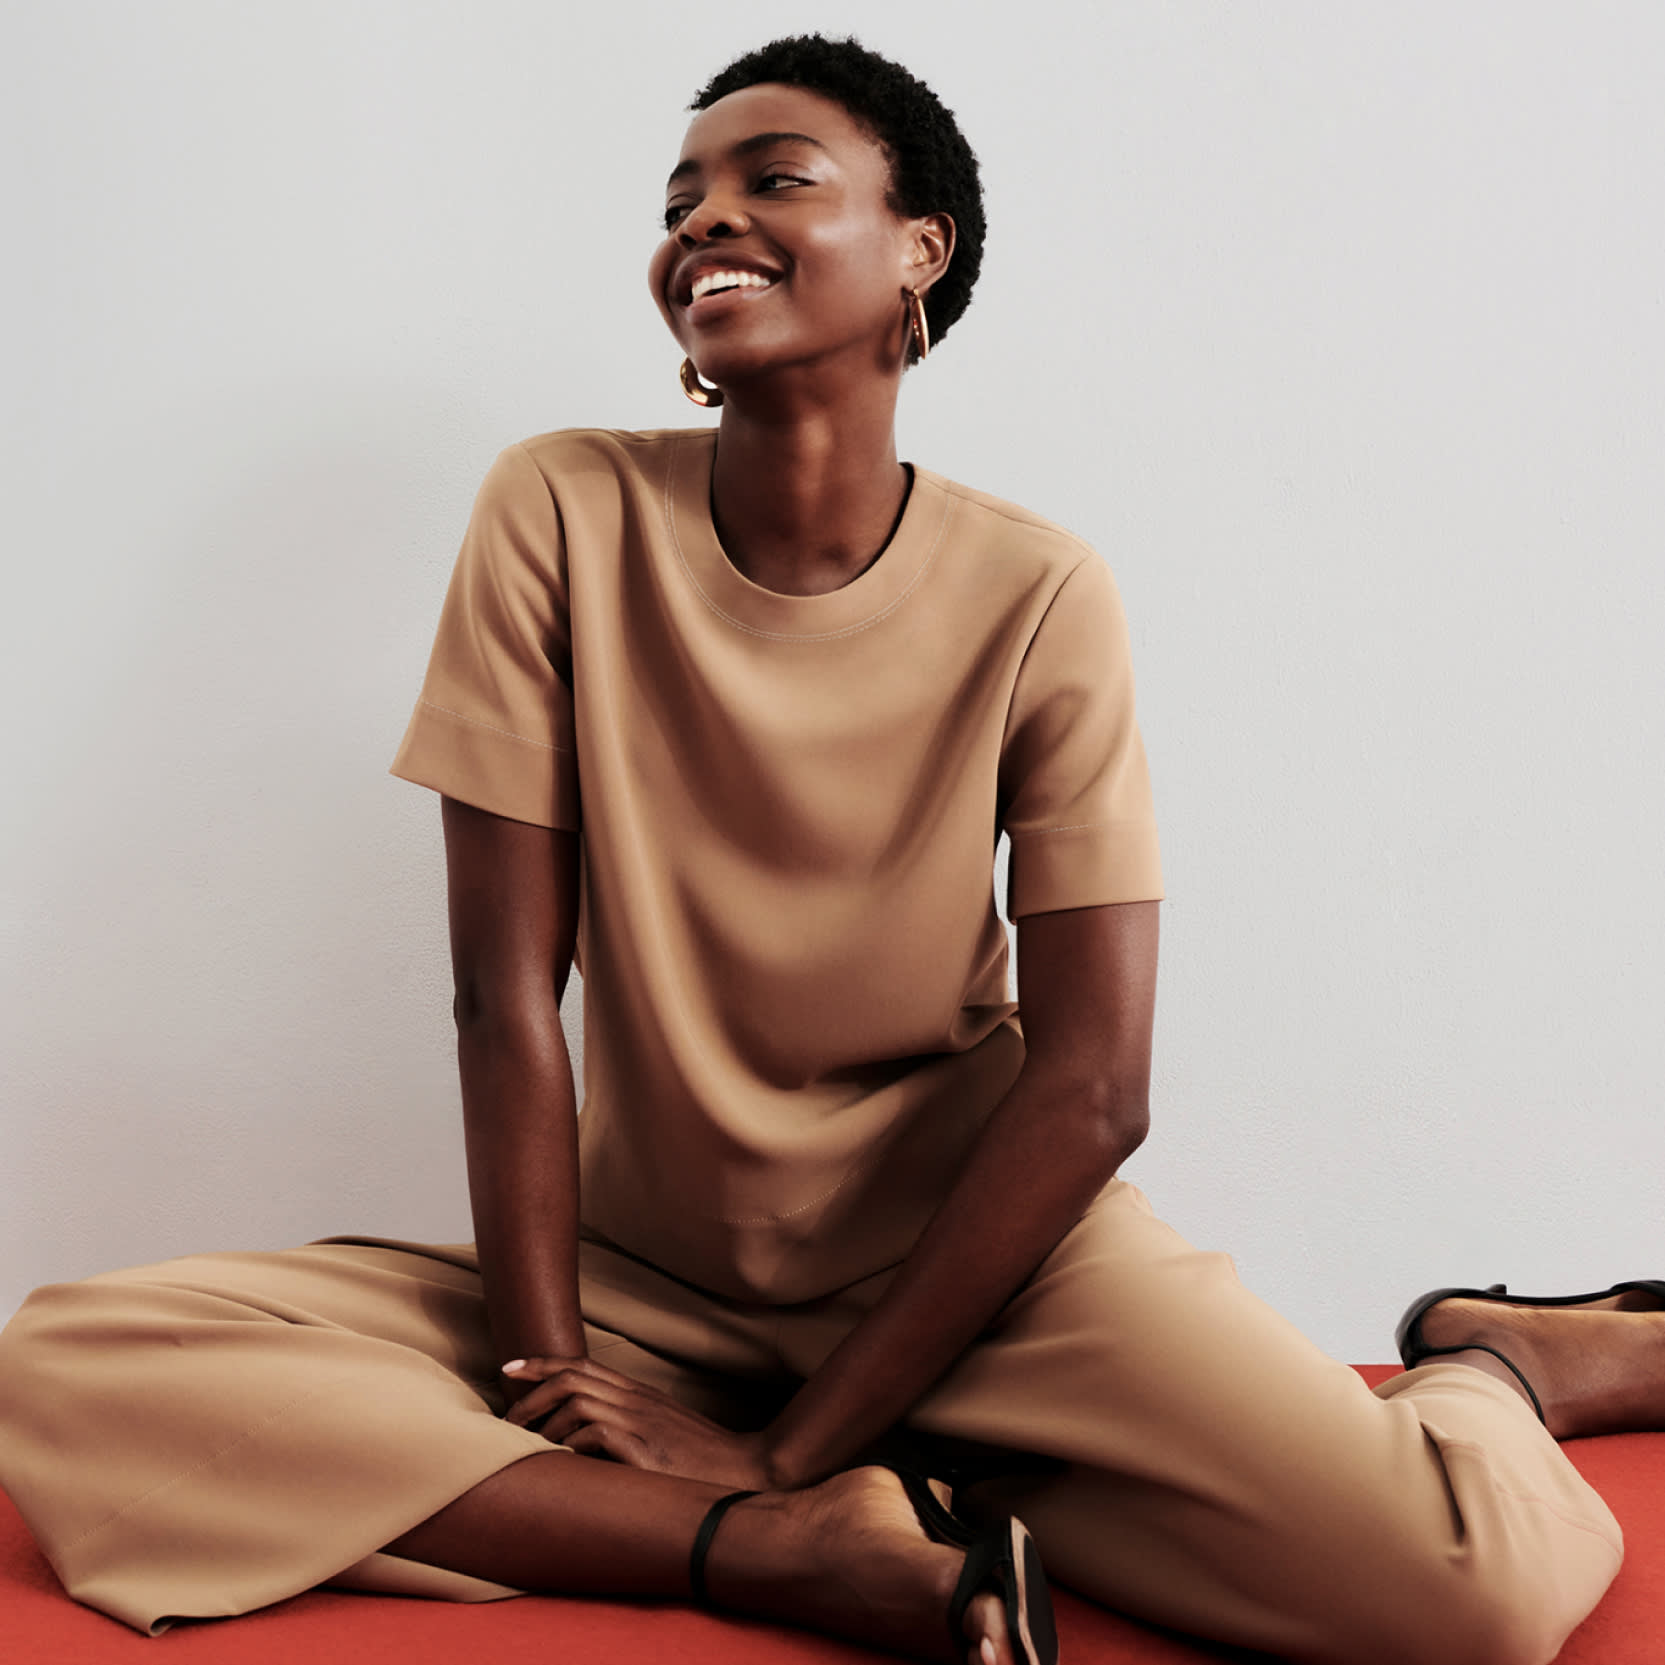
[392, 442, 580, 830]
[392, 428, 1161, 1303]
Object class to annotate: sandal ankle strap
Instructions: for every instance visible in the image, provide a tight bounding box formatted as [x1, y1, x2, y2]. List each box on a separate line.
[689, 1489, 760, 1607]
[1414, 1342, 1547, 1424]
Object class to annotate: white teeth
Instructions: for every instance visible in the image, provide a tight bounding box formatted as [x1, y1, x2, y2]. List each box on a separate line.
[689, 269, 775, 303]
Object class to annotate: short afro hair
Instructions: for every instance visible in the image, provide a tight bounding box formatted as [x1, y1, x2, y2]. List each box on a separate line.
[691, 35, 985, 363]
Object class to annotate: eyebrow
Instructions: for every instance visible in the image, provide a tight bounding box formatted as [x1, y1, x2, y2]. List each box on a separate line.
[666, 131, 829, 189]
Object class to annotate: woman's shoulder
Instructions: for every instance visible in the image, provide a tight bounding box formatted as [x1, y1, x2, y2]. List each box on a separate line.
[508, 425, 708, 488]
[917, 464, 1105, 586]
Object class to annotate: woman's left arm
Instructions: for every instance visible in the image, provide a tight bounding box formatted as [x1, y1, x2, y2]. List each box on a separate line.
[759, 894, 1159, 1488]
[502, 896, 1158, 1487]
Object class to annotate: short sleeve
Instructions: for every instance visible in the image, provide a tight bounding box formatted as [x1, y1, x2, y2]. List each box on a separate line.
[998, 554, 1163, 918]
[389, 443, 579, 829]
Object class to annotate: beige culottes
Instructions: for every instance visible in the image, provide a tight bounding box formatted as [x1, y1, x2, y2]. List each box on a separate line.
[0, 1180, 1623, 1664]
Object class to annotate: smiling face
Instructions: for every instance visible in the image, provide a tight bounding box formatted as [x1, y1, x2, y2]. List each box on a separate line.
[647, 83, 951, 395]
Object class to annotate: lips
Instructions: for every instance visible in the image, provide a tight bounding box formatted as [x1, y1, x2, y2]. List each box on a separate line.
[690, 268, 774, 303]
[673, 253, 782, 309]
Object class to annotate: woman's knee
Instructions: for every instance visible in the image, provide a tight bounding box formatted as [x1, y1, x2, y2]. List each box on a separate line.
[0, 1273, 172, 1425]
[0, 1282, 85, 1472]
[0, 1280, 73, 1373]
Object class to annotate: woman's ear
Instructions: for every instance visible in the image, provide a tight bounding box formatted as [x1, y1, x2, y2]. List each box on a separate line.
[907, 212, 956, 297]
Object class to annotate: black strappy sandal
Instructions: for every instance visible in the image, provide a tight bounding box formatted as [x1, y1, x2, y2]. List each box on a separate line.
[1394, 1279, 1665, 1426]
[887, 1463, 1058, 1665]
[686, 1466, 1059, 1665]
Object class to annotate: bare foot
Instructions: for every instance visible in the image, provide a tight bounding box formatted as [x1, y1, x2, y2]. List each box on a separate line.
[1418, 1293, 1665, 1438]
[702, 1465, 1022, 1665]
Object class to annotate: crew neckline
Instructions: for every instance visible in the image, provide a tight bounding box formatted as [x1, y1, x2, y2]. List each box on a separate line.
[664, 428, 951, 640]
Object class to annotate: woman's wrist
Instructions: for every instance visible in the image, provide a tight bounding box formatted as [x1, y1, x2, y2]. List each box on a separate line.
[757, 1420, 833, 1491]
[761, 1444, 807, 1491]
[490, 1318, 588, 1369]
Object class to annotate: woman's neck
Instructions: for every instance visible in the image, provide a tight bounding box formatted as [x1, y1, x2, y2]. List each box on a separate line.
[708, 398, 910, 598]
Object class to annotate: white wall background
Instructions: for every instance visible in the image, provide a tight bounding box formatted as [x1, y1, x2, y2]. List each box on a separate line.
[3, 1, 1661, 1362]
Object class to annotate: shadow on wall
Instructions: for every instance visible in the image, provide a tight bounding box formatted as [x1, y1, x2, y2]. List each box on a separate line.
[2, 381, 585, 1317]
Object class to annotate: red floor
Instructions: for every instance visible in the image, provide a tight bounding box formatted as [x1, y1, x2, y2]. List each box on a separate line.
[6, 1368, 1663, 1662]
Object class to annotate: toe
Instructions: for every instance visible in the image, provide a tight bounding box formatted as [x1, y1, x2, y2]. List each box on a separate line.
[962, 1588, 1007, 1665]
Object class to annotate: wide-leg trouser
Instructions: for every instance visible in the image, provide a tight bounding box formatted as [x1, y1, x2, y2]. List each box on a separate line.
[0, 1180, 1623, 1664]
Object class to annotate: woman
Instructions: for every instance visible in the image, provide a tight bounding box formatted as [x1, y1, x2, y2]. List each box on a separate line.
[0, 33, 1658, 1665]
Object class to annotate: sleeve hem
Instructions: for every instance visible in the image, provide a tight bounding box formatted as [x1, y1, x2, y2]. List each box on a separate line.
[389, 702, 580, 830]
[1006, 821, 1163, 918]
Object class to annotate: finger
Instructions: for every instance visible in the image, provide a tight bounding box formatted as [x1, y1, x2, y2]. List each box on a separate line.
[540, 1394, 635, 1445]
[502, 1381, 562, 1428]
[501, 1354, 583, 1381]
[503, 1374, 594, 1428]
[508, 1354, 655, 1405]
[503, 1369, 628, 1428]
[502, 1358, 641, 1400]
[557, 1355, 654, 1393]
[563, 1420, 651, 1467]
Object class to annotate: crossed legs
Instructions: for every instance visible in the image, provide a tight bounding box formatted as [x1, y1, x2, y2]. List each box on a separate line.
[0, 1204, 1639, 1663]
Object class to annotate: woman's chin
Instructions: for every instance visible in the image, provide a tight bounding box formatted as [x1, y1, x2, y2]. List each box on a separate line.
[684, 345, 768, 386]
[686, 345, 833, 402]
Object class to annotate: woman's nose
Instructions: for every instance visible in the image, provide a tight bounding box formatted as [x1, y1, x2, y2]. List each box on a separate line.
[678, 191, 750, 244]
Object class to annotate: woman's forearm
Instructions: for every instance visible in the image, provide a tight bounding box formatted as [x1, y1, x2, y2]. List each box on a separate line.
[761, 1064, 1147, 1489]
[457, 1002, 587, 1367]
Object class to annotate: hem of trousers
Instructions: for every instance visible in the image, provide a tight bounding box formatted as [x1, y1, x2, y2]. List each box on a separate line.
[45, 1367, 556, 1635]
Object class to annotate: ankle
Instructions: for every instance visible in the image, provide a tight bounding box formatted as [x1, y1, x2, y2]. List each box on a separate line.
[696, 1491, 804, 1611]
[1421, 1346, 1543, 1418]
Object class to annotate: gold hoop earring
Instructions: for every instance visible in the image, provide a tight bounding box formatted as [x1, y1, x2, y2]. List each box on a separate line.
[906, 289, 931, 363]
[680, 358, 724, 408]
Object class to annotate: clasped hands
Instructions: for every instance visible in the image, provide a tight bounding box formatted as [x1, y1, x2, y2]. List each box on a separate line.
[501, 1354, 777, 1491]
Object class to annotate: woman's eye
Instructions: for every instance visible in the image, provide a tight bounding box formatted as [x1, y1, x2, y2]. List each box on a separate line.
[661, 172, 808, 232]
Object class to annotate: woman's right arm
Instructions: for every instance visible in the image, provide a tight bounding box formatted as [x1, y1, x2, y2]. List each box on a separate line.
[441, 794, 585, 1397]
